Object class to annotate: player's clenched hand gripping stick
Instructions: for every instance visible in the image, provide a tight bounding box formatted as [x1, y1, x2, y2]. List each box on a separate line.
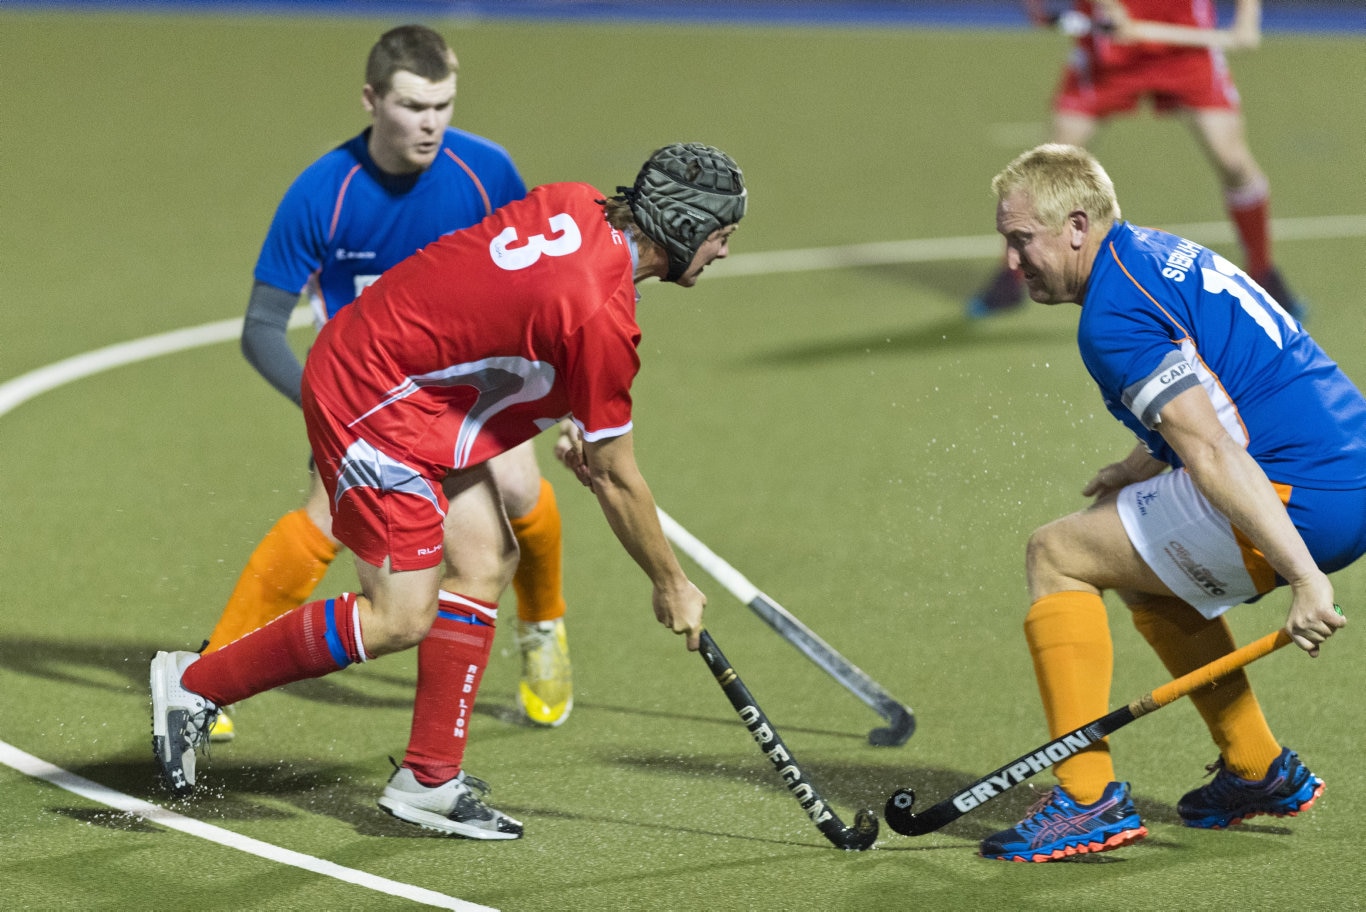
[885, 627, 1296, 837]
[699, 629, 879, 850]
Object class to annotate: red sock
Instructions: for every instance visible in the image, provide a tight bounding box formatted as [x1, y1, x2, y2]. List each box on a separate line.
[1226, 178, 1271, 278]
[183, 594, 367, 706]
[403, 591, 498, 786]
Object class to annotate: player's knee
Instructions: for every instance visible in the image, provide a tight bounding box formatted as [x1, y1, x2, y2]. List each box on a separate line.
[439, 536, 519, 602]
[499, 472, 540, 518]
[493, 533, 520, 586]
[1025, 520, 1070, 586]
[388, 604, 441, 650]
[362, 594, 439, 654]
[491, 449, 543, 517]
[1218, 157, 1264, 195]
[303, 487, 340, 545]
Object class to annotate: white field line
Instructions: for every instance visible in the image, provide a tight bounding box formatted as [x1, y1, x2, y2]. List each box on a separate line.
[4, 216, 1365, 420]
[1, 213, 1362, 900]
[0, 740, 494, 911]
[714, 214, 1366, 277]
[0, 310, 311, 419]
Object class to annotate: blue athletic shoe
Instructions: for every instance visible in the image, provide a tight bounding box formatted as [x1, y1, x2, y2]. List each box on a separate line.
[1177, 747, 1324, 829]
[980, 781, 1148, 862]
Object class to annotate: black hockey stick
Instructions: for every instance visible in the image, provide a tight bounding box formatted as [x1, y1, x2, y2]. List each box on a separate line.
[661, 507, 915, 746]
[885, 628, 1293, 836]
[699, 629, 879, 851]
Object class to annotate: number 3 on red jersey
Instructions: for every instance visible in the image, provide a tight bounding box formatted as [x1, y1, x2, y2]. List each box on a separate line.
[489, 213, 583, 271]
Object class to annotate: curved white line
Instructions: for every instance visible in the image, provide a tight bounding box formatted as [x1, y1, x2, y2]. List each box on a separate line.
[0, 308, 484, 908]
[2, 215, 1363, 902]
[5, 217, 1365, 417]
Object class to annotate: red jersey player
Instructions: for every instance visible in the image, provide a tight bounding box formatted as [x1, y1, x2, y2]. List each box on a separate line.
[152, 143, 747, 840]
[969, 0, 1305, 320]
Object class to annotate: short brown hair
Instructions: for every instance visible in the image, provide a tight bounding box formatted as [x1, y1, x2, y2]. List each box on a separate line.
[365, 25, 458, 96]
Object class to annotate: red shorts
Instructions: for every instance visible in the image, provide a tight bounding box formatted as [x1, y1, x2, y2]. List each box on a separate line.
[1054, 45, 1240, 118]
[304, 393, 449, 572]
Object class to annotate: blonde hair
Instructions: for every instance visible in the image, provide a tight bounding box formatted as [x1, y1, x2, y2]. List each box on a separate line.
[992, 144, 1121, 232]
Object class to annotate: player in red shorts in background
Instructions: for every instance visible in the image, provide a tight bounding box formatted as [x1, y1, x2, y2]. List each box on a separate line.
[969, 0, 1305, 319]
[150, 143, 746, 839]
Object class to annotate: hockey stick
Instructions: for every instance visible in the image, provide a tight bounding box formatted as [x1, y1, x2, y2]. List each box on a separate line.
[885, 628, 1294, 837]
[698, 628, 879, 850]
[659, 507, 915, 746]
[1026, 0, 1111, 36]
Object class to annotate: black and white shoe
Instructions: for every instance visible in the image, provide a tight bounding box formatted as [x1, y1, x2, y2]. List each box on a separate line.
[378, 766, 524, 840]
[150, 650, 218, 798]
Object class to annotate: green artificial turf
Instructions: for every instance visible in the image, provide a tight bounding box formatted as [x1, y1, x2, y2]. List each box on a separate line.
[2, 10, 1365, 911]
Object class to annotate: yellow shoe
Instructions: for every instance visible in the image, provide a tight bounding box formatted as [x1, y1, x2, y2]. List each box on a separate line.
[516, 619, 573, 727]
[208, 705, 235, 743]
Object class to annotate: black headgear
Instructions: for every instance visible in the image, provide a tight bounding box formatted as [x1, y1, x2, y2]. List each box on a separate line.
[615, 143, 747, 281]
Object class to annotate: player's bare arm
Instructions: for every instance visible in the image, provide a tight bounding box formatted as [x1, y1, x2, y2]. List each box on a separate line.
[553, 420, 590, 488]
[1155, 385, 1342, 655]
[1096, 0, 1262, 51]
[583, 429, 706, 650]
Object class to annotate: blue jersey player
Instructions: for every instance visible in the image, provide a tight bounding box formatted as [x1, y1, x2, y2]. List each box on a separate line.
[253, 122, 525, 335]
[974, 143, 1366, 862]
[203, 25, 577, 740]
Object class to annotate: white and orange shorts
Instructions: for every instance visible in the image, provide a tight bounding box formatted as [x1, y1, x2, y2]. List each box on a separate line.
[1117, 469, 1366, 618]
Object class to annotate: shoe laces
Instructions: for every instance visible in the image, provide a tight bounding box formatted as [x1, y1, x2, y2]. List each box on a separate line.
[387, 757, 495, 801]
[1013, 787, 1070, 833]
[1195, 754, 1287, 802]
[457, 771, 492, 798]
[518, 621, 554, 647]
[518, 622, 565, 677]
[1200, 756, 1228, 779]
[186, 705, 219, 754]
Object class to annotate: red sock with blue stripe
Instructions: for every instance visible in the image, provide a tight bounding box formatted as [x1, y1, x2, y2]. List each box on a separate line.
[402, 590, 498, 786]
[183, 593, 368, 706]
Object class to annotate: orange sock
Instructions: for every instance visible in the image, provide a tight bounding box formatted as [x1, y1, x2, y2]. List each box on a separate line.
[204, 509, 339, 652]
[508, 478, 566, 625]
[1130, 602, 1281, 779]
[1025, 591, 1115, 804]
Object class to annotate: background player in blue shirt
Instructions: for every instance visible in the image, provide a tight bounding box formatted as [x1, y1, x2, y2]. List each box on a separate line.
[201, 24, 577, 737]
[974, 143, 1366, 862]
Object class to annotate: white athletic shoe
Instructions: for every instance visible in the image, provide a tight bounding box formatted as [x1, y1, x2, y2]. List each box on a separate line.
[516, 619, 573, 727]
[150, 650, 219, 798]
[378, 767, 524, 840]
